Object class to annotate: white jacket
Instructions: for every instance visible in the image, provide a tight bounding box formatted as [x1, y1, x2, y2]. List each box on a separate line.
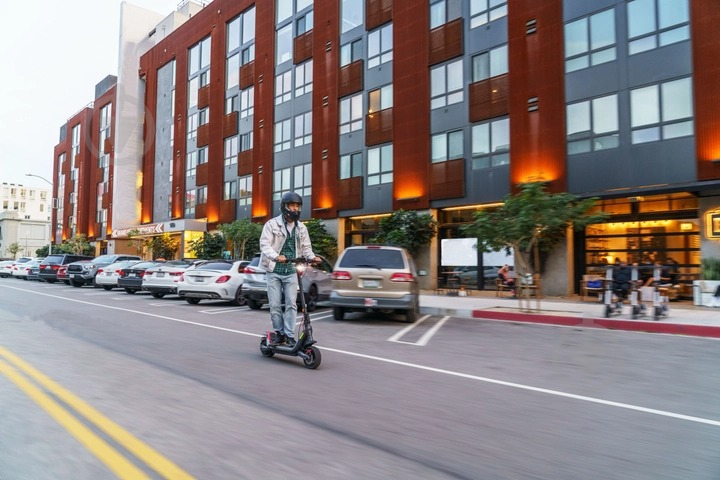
[259, 214, 316, 272]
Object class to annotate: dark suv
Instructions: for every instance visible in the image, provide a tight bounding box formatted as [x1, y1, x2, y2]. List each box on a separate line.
[66, 254, 142, 287]
[39, 254, 94, 283]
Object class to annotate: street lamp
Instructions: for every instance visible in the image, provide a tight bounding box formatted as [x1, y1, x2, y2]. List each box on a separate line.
[25, 173, 54, 256]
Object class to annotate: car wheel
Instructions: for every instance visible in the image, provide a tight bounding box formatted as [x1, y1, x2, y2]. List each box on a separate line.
[333, 307, 345, 321]
[102, 285, 113, 291]
[404, 304, 419, 323]
[186, 298, 201, 305]
[125, 288, 136, 294]
[71, 279, 83, 288]
[151, 292, 166, 299]
[231, 287, 247, 307]
[306, 285, 318, 312]
[246, 298, 262, 310]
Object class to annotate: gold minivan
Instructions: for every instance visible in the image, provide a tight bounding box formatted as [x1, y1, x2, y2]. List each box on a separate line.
[329, 246, 420, 323]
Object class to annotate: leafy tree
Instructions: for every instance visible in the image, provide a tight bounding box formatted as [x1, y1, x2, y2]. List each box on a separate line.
[370, 209, 439, 257]
[461, 182, 608, 276]
[35, 245, 54, 257]
[218, 219, 262, 260]
[127, 229, 148, 257]
[6, 242, 21, 259]
[147, 233, 179, 260]
[304, 218, 337, 260]
[188, 232, 226, 259]
[65, 234, 93, 255]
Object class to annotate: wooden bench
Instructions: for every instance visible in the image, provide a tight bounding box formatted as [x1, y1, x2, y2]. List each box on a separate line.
[517, 274, 542, 299]
[495, 277, 514, 297]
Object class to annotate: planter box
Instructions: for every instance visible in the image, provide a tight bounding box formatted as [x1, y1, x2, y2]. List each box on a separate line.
[693, 280, 720, 306]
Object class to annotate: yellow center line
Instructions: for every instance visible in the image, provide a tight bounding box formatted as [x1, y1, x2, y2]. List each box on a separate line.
[0, 358, 150, 480]
[0, 346, 196, 480]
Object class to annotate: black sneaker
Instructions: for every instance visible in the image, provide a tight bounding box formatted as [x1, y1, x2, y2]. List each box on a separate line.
[270, 332, 286, 346]
[285, 337, 296, 348]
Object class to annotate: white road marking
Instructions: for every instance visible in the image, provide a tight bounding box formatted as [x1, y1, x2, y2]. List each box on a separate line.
[416, 316, 450, 346]
[199, 307, 245, 315]
[3, 284, 720, 428]
[387, 315, 431, 342]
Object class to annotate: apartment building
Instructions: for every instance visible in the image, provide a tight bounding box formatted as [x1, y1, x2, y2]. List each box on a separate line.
[54, 0, 720, 294]
[0, 183, 51, 258]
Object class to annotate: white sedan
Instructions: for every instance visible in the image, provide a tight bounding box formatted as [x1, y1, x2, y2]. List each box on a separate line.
[176, 260, 247, 306]
[142, 262, 193, 298]
[95, 260, 142, 290]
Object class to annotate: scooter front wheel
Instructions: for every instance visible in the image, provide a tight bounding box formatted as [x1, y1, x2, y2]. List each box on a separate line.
[302, 346, 321, 369]
[259, 337, 275, 357]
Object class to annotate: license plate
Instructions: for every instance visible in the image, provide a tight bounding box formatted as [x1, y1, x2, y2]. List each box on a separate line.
[364, 298, 378, 306]
[363, 279, 380, 288]
[128, 273, 136, 277]
[70, 274, 75, 278]
[156, 272, 165, 278]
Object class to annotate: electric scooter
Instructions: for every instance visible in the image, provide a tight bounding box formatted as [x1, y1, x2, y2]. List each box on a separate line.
[259, 257, 322, 369]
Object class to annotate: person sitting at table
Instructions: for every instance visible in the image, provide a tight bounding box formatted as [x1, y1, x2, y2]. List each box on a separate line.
[497, 264, 516, 297]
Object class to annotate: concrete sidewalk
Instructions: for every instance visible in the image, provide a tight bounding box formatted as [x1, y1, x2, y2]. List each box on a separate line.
[419, 290, 720, 338]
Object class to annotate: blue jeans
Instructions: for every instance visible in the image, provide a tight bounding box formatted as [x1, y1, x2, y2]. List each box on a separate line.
[266, 272, 298, 338]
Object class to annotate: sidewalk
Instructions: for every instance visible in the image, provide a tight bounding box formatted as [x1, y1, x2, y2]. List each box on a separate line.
[419, 290, 720, 338]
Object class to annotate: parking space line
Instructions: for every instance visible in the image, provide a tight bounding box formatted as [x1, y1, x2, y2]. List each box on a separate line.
[415, 316, 450, 346]
[199, 307, 245, 315]
[387, 315, 431, 343]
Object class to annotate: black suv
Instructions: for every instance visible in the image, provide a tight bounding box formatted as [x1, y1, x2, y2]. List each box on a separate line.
[66, 254, 142, 287]
[39, 254, 94, 283]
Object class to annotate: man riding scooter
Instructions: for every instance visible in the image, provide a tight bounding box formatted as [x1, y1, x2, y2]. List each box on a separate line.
[259, 192, 321, 347]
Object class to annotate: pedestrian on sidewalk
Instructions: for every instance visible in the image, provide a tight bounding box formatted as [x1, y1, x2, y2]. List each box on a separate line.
[498, 264, 516, 297]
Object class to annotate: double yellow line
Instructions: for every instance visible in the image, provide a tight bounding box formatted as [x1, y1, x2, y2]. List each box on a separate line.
[0, 346, 195, 479]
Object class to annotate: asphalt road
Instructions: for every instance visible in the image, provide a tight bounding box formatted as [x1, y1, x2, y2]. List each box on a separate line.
[1, 279, 719, 479]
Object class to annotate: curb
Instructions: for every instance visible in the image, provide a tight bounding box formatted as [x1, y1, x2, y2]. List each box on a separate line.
[471, 309, 720, 338]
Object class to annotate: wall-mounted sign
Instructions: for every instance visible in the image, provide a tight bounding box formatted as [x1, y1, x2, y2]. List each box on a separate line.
[705, 209, 720, 238]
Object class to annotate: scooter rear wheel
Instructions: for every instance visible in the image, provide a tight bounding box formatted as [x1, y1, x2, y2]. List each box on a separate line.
[259, 337, 275, 357]
[302, 346, 321, 369]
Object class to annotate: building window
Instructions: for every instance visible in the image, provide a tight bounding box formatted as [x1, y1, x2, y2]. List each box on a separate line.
[340, 39, 362, 67]
[226, 52, 240, 90]
[226, 94, 239, 114]
[273, 167, 292, 200]
[276, 24, 292, 65]
[294, 163, 312, 197]
[224, 180, 237, 200]
[341, 0, 363, 33]
[238, 175, 252, 206]
[630, 77, 693, 144]
[198, 147, 208, 166]
[471, 44, 508, 82]
[431, 130, 464, 163]
[295, 60, 313, 97]
[240, 86, 254, 118]
[431, 59, 463, 110]
[242, 45, 255, 65]
[565, 9, 616, 73]
[240, 132, 253, 151]
[340, 93, 363, 134]
[186, 151, 197, 176]
[189, 37, 211, 76]
[274, 119, 292, 152]
[187, 113, 198, 140]
[429, 0, 446, 29]
[567, 94, 619, 154]
[185, 189, 196, 215]
[198, 108, 209, 126]
[368, 23, 393, 69]
[368, 85, 393, 114]
[296, 11, 313, 35]
[627, 0, 689, 55]
[470, 0, 508, 29]
[225, 137, 238, 166]
[275, 70, 292, 105]
[197, 186, 207, 206]
[340, 152, 363, 179]
[472, 117, 509, 169]
[368, 144, 393, 185]
[227, 8, 256, 53]
[294, 112, 312, 147]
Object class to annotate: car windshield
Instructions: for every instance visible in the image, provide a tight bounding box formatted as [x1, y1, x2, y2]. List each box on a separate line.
[339, 249, 405, 269]
[129, 262, 160, 270]
[92, 255, 118, 264]
[195, 262, 232, 271]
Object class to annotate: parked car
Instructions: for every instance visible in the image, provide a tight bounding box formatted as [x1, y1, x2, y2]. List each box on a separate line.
[9, 257, 37, 279]
[117, 261, 166, 294]
[0, 260, 15, 278]
[141, 261, 195, 298]
[15, 259, 43, 280]
[26, 261, 41, 281]
[329, 246, 421, 323]
[453, 265, 500, 287]
[94, 260, 143, 290]
[57, 265, 72, 285]
[66, 254, 142, 287]
[241, 254, 333, 311]
[176, 259, 248, 306]
[38, 254, 94, 283]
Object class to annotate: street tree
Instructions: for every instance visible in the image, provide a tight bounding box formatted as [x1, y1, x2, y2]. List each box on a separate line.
[370, 209, 438, 257]
[147, 233, 179, 260]
[127, 229, 148, 257]
[188, 232, 226, 259]
[304, 218, 337, 261]
[461, 182, 607, 276]
[65, 234, 93, 255]
[218, 219, 262, 260]
[6, 242, 21, 259]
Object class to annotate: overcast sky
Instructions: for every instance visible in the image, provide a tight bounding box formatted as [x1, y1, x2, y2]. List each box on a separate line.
[0, 0, 182, 190]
